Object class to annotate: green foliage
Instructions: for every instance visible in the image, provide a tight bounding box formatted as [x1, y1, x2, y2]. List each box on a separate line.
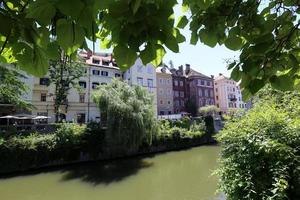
[216, 90, 300, 200]
[156, 117, 206, 141]
[0, 0, 298, 96]
[49, 53, 85, 122]
[185, 96, 198, 117]
[0, 64, 32, 109]
[199, 105, 220, 116]
[92, 79, 157, 152]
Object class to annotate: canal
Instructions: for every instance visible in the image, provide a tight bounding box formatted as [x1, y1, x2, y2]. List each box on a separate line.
[0, 146, 222, 200]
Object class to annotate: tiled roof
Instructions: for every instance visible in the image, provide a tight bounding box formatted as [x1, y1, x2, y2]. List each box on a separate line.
[186, 68, 211, 79]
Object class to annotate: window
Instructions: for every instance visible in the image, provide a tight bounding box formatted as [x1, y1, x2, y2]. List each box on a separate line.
[216, 96, 219, 100]
[201, 80, 205, 85]
[215, 88, 218, 92]
[137, 77, 143, 86]
[180, 91, 184, 97]
[198, 89, 202, 97]
[160, 100, 163, 105]
[92, 70, 100, 75]
[167, 79, 170, 84]
[206, 81, 211, 86]
[167, 89, 172, 95]
[168, 111, 172, 115]
[233, 87, 235, 92]
[115, 73, 121, 78]
[204, 89, 208, 97]
[79, 94, 85, 103]
[174, 91, 179, 97]
[217, 104, 219, 108]
[92, 59, 100, 64]
[181, 100, 185, 106]
[147, 79, 153, 88]
[41, 93, 47, 102]
[168, 101, 171, 105]
[92, 82, 99, 89]
[79, 81, 86, 89]
[159, 111, 165, 115]
[180, 81, 183, 86]
[147, 66, 153, 74]
[174, 80, 178, 86]
[102, 60, 110, 66]
[174, 100, 179, 106]
[39, 78, 49, 86]
[159, 88, 163, 94]
[101, 71, 108, 76]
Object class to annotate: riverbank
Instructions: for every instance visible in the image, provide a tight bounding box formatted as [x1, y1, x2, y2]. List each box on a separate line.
[0, 134, 216, 175]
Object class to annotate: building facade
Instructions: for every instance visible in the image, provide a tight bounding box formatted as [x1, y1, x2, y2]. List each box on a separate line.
[170, 65, 187, 113]
[185, 64, 215, 109]
[214, 73, 248, 113]
[123, 58, 157, 115]
[156, 66, 173, 115]
[30, 52, 121, 123]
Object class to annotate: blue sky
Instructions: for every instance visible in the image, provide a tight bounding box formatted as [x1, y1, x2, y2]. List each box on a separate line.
[87, 3, 240, 77]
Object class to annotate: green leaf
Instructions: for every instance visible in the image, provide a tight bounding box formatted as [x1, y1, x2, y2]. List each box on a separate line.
[196, 0, 210, 10]
[140, 43, 166, 66]
[151, 44, 166, 67]
[173, 29, 186, 43]
[270, 75, 295, 91]
[190, 31, 198, 45]
[26, 0, 56, 24]
[56, 19, 85, 55]
[165, 35, 179, 53]
[113, 45, 137, 70]
[46, 42, 60, 60]
[13, 42, 48, 76]
[177, 16, 189, 29]
[225, 36, 243, 51]
[131, 0, 142, 14]
[199, 29, 218, 47]
[56, 0, 84, 20]
[248, 79, 265, 94]
[0, 13, 13, 36]
[231, 66, 241, 81]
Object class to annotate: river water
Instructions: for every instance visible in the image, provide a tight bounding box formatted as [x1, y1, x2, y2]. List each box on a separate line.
[0, 146, 222, 200]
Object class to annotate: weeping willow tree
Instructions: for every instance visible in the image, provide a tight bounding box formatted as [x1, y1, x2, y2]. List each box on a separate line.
[92, 79, 157, 152]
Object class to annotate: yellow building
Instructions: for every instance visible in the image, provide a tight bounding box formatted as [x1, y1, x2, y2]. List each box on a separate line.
[156, 66, 173, 115]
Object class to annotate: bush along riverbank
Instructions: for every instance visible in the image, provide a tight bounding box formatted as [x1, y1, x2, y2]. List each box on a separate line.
[0, 117, 216, 174]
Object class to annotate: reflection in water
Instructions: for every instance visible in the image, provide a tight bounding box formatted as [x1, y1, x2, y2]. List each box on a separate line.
[0, 146, 221, 200]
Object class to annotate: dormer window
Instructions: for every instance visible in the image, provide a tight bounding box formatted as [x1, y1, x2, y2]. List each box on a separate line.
[102, 60, 110, 66]
[92, 58, 100, 64]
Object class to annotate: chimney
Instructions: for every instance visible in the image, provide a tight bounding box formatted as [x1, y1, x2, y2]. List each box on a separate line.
[179, 65, 183, 74]
[185, 64, 190, 75]
[219, 73, 222, 76]
[211, 75, 214, 79]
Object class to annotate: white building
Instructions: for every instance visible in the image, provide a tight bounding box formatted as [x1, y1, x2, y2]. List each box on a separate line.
[123, 58, 158, 115]
[30, 52, 121, 123]
[214, 73, 248, 113]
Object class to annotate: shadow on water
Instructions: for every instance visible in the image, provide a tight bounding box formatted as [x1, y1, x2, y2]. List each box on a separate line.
[0, 155, 154, 186]
[59, 157, 154, 186]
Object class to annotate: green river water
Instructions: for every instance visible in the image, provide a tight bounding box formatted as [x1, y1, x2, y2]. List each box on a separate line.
[0, 146, 223, 200]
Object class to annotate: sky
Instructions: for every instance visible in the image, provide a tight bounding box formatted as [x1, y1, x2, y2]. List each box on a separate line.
[87, 3, 240, 78]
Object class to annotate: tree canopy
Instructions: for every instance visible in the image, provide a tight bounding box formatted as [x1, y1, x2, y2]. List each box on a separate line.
[0, 0, 300, 97]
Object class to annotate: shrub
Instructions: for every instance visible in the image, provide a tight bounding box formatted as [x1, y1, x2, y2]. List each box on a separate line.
[216, 91, 300, 200]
